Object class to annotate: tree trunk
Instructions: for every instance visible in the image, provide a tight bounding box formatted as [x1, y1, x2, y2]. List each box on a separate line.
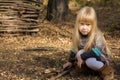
[46, 0, 69, 22]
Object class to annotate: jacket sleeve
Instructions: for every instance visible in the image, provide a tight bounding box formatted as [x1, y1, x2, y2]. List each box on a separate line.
[94, 34, 113, 62]
[68, 49, 76, 64]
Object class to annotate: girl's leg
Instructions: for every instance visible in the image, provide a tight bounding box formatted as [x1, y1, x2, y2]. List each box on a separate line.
[85, 58, 114, 80]
[85, 58, 104, 70]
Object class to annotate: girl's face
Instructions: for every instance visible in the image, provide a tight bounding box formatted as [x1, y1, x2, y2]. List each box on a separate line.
[79, 22, 92, 35]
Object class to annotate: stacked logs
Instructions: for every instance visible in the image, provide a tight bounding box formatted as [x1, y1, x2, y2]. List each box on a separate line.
[0, 0, 41, 35]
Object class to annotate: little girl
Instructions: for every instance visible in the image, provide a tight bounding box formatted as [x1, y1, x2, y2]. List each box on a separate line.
[63, 6, 114, 80]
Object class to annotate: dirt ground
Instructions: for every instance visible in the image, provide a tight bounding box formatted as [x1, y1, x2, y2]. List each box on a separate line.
[0, 2, 120, 80]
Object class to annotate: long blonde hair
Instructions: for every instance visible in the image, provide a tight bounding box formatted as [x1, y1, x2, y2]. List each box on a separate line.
[72, 6, 111, 56]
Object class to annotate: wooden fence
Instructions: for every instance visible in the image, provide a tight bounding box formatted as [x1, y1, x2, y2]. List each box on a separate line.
[0, 0, 41, 35]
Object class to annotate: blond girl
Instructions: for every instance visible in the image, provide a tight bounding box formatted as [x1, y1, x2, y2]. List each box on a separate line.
[63, 6, 114, 80]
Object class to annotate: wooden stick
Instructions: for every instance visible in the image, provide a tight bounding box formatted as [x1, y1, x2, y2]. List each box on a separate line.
[50, 67, 73, 80]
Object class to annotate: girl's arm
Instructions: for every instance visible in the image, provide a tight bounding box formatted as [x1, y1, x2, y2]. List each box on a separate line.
[94, 34, 106, 53]
[80, 34, 108, 61]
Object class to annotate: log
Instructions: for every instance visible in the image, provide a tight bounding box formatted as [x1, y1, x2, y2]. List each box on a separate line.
[0, 28, 39, 33]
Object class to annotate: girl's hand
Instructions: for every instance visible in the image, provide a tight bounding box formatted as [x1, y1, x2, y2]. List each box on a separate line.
[77, 57, 83, 68]
[76, 53, 83, 68]
[63, 62, 72, 69]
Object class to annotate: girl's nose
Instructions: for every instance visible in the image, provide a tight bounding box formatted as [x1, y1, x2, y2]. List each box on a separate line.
[83, 25, 87, 29]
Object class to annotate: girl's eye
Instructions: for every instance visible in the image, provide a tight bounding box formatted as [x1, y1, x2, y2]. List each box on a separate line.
[86, 24, 90, 26]
[80, 23, 84, 25]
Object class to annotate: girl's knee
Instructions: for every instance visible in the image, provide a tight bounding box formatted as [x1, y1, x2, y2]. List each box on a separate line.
[85, 58, 104, 70]
[76, 49, 84, 58]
